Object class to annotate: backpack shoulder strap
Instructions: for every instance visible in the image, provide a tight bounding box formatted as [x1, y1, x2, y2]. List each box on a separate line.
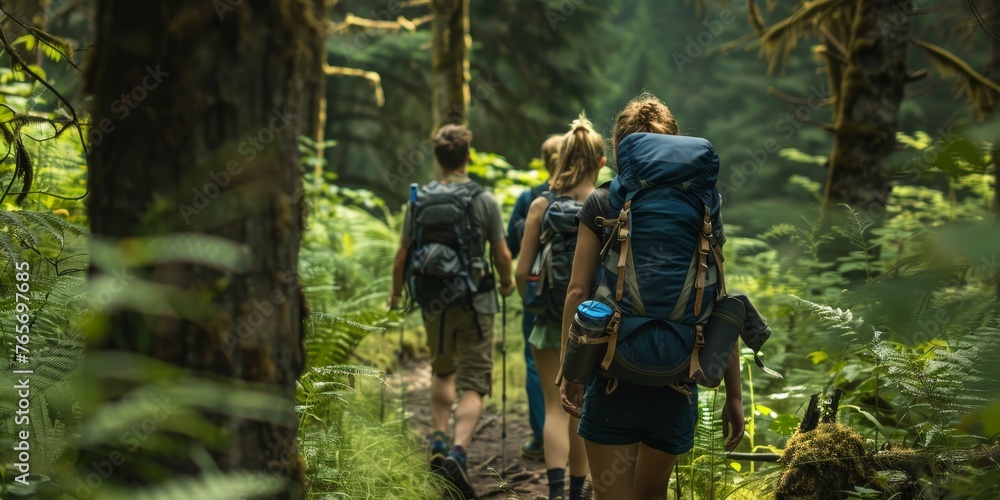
[693, 205, 712, 317]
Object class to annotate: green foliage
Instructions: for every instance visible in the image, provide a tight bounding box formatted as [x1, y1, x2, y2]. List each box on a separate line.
[467, 148, 549, 210]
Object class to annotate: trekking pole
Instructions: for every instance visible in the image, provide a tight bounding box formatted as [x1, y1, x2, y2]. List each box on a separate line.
[396, 315, 406, 435]
[501, 294, 508, 473]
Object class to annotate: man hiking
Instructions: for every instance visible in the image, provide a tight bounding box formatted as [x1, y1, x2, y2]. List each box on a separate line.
[390, 124, 516, 499]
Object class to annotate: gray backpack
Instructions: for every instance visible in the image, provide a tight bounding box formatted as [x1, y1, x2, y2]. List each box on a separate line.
[406, 181, 490, 312]
[524, 192, 584, 322]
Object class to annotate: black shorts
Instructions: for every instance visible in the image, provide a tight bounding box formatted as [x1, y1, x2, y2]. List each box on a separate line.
[577, 373, 698, 455]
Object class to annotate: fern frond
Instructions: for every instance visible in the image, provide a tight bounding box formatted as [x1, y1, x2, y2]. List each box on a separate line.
[89, 234, 249, 270]
[311, 364, 387, 381]
[102, 472, 285, 500]
[0, 232, 22, 263]
[838, 204, 874, 253]
[26, 27, 75, 64]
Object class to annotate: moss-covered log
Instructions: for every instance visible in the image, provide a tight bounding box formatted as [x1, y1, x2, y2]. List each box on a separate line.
[777, 422, 1000, 499]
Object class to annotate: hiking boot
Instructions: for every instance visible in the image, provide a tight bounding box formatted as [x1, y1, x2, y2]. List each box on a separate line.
[520, 437, 544, 462]
[442, 454, 477, 499]
[428, 431, 449, 472]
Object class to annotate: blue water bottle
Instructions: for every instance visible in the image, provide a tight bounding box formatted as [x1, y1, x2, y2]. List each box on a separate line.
[562, 300, 614, 385]
[409, 183, 418, 203]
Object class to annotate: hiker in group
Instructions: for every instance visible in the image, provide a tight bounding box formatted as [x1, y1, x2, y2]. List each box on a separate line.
[505, 133, 563, 462]
[516, 115, 605, 500]
[558, 93, 746, 499]
[390, 124, 516, 499]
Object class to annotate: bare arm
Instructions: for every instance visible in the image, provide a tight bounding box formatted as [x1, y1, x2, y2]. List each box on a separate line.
[558, 224, 602, 411]
[514, 197, 548, 298]
[560, 225, 602, 351]
[721, 344, 745, 451]
[492, 238, 514, 292]
[389, 235, 411, 309]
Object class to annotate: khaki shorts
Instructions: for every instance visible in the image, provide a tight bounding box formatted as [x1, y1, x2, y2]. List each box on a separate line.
[424, 306, 494, 396]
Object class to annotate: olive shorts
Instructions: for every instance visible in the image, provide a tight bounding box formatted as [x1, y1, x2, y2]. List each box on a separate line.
[424, 306, 494, 396]
[528, 320, 563, 351]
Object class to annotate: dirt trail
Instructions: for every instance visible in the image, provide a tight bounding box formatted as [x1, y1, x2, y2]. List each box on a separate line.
[393, 360, 551, 500]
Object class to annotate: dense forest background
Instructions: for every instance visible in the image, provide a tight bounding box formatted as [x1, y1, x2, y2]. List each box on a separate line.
[0, 0, 998, 499]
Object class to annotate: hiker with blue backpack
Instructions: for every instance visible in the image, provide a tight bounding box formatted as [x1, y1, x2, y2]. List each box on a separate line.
[516, 115, 606, 500]
[505, 134, 563, 462]
[557, 94, 750, 499]
[390, 124, 516, 499]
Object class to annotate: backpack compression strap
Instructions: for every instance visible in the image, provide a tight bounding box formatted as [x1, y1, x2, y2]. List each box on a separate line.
[598, 200, 633, 302]
[688, 205, 727, 384]
[693, 206, 713, 317]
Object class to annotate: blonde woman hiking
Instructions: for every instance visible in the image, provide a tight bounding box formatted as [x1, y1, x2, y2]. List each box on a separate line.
[516, 114, 605, 500]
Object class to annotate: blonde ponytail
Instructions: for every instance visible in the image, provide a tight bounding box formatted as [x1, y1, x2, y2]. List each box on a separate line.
[550, 113, 605, 191]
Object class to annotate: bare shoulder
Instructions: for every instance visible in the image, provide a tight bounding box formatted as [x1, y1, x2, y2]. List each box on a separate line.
[527, 194, 550, 217]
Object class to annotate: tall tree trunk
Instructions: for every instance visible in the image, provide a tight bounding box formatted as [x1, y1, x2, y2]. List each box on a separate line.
[989, 2, 1000, 221]
[989, 2, 999, 297]
[83, 1, 322, 497]
[431, 0, 469, 130]
[823, 0, 912, 212]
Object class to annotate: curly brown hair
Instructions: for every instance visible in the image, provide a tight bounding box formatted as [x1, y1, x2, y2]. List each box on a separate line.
[612, 92, 680, 161]
[433, 124, 473, 171]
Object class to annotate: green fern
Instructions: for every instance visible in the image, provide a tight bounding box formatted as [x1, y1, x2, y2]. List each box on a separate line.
[101, 471, 285, 500]
[305, 312, 386, 366]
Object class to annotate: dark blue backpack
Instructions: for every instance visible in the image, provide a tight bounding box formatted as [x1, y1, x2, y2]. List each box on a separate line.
[524, 191, 585, 322]
[593, 133, 726, 390]
[405, 181, 490, 314]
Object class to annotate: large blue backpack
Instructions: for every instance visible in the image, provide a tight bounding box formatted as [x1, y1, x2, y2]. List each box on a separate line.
[593, 133, 726, 391]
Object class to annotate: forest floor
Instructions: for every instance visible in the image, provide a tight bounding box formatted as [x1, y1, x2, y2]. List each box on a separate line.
[393, 359, 553, 500]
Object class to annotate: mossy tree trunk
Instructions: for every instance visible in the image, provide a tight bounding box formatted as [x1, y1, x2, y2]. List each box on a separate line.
[84, 1, 322, 497]
[431, 0, 470, 130]
[822, 0, 912, 212]
[986, 2, 999, 298]
[990, 3, 1000, 222]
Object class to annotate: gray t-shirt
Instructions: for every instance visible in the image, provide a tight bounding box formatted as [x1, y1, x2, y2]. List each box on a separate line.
[402, 174, 504, 314]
